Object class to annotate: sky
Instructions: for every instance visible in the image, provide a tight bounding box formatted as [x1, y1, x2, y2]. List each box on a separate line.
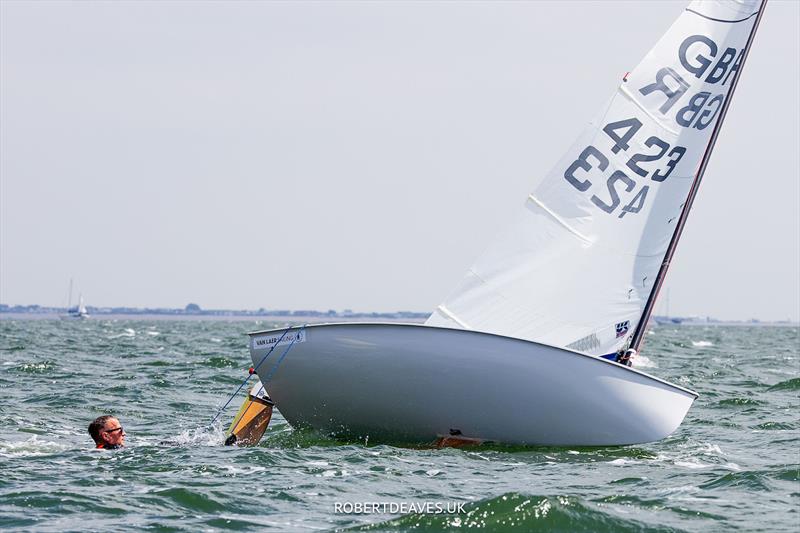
[1, 1, 798, 321]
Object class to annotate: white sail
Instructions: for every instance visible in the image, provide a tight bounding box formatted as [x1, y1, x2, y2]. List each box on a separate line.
[427, 0, 762, 356]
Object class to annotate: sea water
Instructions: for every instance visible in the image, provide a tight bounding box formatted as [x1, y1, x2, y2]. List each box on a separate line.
[0, 319, 797, 531]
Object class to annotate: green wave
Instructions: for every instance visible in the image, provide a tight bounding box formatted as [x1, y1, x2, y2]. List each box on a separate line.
[753, 421, 796, 430]
[201, 356, 238, 368]
[150, 487, 227, 513]
[774, 468, 800, 482]
[716, 398, 764, 407]
[699, 471, 771, 491]
[767, 377, 800, 391]
[348, 493, 683, 533]
[260, 426, 658, 460]
[261, 426, 342, 449]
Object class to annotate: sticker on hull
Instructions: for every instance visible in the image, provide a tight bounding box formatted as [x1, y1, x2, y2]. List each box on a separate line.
[252, 330, 306, 350]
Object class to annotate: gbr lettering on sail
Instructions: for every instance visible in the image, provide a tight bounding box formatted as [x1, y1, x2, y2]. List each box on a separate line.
[644, 34, 744, 130]
[560, 13, 754, 222]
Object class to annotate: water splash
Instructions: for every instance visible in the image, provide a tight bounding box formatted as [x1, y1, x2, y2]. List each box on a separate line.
[181, 424, 229, 446]
[0, 436, 69, 458]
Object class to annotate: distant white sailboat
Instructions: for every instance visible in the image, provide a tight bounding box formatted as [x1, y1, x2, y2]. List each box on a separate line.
[248, 0, 767, 445]
[61, 279, 89, 320]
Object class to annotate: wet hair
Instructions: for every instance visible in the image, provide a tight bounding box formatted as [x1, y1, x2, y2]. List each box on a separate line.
[88, 415, 115, 444]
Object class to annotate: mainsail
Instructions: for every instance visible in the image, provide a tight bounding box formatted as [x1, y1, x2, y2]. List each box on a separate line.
[427, 0, 764, 356]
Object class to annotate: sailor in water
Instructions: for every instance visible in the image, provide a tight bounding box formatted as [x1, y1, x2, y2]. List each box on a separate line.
[88, 415, 126, 449]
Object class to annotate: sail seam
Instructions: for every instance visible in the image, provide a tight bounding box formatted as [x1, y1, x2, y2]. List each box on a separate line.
[619, 85, 679, 136]
[467, 268, 491, 287]
[685, 8, 759, 24]
[527, 194, 592, 244]
[435, 305, 472, 329]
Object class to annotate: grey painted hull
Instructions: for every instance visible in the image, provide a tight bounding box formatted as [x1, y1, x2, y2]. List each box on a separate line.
[248, 323, 696, 446]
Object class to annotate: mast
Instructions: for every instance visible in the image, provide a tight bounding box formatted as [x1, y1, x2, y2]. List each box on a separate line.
[629, 0, 769, 353]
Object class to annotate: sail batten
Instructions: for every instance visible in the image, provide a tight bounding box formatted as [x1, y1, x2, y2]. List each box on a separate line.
[685, 8, 759, 24]
[427, 0, 763, 357]
[434, 304, 472, 330]
[526, 194, 592, 244]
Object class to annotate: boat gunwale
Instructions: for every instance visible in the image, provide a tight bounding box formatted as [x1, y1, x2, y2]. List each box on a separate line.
[246, 321, 699, 399]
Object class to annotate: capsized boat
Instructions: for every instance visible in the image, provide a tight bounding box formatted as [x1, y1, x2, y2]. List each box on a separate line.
[249, 323, 695, 445]
[248, 0, 766, 446]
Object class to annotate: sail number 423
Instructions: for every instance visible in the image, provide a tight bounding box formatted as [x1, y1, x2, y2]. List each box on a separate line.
[564, 117, 686, 218]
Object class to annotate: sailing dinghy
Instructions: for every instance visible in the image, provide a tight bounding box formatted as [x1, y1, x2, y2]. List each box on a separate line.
[248, 0, 766, 446]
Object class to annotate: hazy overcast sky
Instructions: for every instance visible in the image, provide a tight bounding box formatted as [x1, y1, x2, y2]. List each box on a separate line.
[1, 1, 798, 321]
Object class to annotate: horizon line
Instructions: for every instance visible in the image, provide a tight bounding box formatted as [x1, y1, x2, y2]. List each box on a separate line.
[1, 303, 797, 324]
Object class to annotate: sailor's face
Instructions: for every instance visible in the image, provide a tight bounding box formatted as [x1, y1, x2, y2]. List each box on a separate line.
[102, 417, 126, 447]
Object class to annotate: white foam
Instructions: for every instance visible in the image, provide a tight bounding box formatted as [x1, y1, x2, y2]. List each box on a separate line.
[701, 443, 724, 456]
[692, 341, 714, 347]
[108, 328, 136, 339]
[0, 436, 69, 458]
[674, 460, 712, 469]
[321, 469, 349, 477]
[609, 458, 636, 465]
[632, 355, 658, 369]
[18, 362, 51, 371]
[223, 465, 267, 475]
[161, 425, 226, 447]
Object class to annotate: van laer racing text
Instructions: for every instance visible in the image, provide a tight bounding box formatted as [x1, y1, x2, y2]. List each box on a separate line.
[252, 330, 306, 350]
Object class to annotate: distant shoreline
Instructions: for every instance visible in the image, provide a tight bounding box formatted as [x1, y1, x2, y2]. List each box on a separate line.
[0, 312, 796, 327]
[0, 312, 428, 324]
[0, 304, 430, 323]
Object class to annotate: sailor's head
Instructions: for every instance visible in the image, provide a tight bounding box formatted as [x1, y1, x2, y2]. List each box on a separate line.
[88, 415, 126, 449]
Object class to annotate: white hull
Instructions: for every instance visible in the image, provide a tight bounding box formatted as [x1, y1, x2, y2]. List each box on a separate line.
[248, 323, 696, 446]
[60, 313, 89, 320]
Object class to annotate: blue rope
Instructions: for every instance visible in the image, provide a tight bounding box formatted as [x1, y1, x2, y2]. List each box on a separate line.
[261, 324, 307, 385]
[227, 324, 308, 436]
[209, 324, 294, 426]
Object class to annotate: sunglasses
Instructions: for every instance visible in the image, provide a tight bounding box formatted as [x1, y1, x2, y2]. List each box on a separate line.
[104, 427, 124, 434]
